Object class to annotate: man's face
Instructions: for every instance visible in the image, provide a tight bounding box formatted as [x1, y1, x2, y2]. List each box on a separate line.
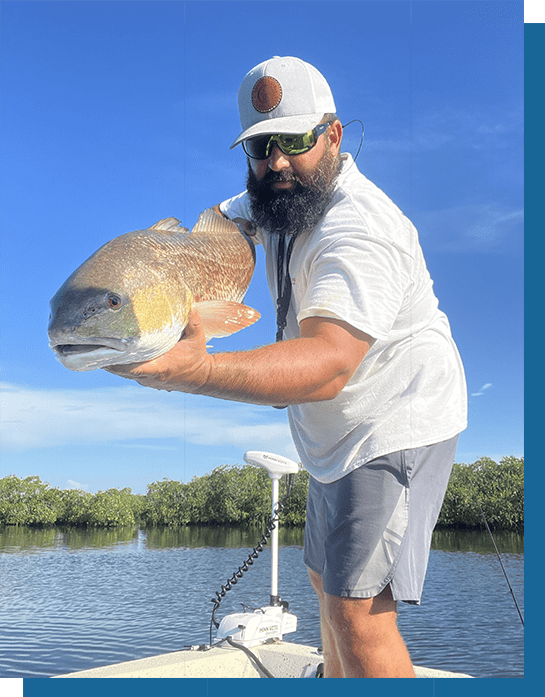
[245, 123, 342, 237]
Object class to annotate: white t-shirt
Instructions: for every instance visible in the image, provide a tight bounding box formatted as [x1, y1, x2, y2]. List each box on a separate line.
[220, 154, 467, 483]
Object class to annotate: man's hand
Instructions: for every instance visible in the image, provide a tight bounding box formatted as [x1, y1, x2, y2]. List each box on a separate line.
[105, 309, 211, 392]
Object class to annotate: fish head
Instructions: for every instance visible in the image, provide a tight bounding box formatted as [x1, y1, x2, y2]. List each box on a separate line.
[48, 230, 192, 371]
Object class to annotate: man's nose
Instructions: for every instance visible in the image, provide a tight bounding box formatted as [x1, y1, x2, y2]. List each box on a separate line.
[268, 145, 291, 171]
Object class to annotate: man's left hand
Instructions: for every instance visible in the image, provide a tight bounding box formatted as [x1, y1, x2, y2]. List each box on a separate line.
[105, 309, 211, 392]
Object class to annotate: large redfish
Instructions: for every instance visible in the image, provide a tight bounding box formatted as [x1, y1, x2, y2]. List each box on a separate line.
[48, 209, 259, 371]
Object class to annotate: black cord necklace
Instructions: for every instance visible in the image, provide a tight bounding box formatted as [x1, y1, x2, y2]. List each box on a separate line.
[275, 232, 297, 343]
[272, 232, 297, 410]
[273, 120, 363, 341]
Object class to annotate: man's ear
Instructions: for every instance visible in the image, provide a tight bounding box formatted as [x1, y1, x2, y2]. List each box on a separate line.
[328, 119, 343, 154]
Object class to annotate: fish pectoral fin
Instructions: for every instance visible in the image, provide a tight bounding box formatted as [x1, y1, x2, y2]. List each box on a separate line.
[149, 217, 189, 234]
[195, 300, 260, 340]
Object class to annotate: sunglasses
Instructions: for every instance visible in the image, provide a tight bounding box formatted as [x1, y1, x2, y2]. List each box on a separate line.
[242, 121, 332, 160]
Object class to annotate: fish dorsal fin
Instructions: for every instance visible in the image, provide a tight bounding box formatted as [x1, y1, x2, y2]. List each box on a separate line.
[150, 217, 189, 234]
[191, 208, 240, 237]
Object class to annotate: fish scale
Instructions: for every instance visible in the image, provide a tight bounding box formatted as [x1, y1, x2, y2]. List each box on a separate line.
[48, 209, 260, 372]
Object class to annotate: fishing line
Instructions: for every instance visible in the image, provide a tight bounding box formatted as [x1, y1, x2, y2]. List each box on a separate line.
[477, 500, 524, 627]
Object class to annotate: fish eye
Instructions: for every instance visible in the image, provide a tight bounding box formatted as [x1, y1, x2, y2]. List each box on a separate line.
[107, 294, 122, 310]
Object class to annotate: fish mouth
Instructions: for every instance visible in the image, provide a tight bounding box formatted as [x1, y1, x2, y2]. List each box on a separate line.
[49, 337, 129, 357]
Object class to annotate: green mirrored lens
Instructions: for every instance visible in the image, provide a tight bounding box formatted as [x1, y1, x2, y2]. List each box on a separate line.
[242, 122, 330, 160]
[246, 132, 313, 159]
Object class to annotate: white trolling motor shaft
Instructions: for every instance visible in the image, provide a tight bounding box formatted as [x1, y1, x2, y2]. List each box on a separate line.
[243, 451, 299, 604]
[215, 451, 299, 648]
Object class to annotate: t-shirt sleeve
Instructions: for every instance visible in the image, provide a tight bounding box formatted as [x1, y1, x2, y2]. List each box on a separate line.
[219, 191, 251, 220]
[297, 233, 410, 341]
[219, 192, 263, 246]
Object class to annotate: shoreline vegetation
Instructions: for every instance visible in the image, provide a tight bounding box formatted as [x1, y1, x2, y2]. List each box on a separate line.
[0, 456, 523, 533]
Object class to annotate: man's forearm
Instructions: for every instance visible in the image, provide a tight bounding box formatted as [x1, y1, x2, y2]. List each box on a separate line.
[184, 337, 353, 406]
[107, 311, 372, 403]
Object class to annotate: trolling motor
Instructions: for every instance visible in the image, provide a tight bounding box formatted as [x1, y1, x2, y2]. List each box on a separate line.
[214, 451, 299, 648]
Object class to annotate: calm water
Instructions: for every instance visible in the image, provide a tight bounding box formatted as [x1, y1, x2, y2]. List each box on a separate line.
[0, 526, 524, 679]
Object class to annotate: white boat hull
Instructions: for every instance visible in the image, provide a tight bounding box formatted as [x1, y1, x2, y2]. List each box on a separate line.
[54, 641, 473, 679]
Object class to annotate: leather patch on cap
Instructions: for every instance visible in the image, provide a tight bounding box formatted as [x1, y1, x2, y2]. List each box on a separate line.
[251, 76, 283, 113]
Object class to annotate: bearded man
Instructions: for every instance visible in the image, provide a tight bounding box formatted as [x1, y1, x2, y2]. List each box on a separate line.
[111, 56, 467, 678]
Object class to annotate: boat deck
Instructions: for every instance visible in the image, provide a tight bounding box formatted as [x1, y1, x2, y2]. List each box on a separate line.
[54, 641, 474, 679]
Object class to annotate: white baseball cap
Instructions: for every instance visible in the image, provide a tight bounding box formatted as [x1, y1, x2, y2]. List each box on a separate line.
[230, 56, 336, 150]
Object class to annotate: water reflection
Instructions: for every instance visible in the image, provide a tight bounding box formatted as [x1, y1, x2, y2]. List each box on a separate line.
[144, 525, 306, 550]
[0, 525, 524, 554]
[0, 525, 138, 553]
[431, 529, 524, 555]
[0, 524, 523, 678]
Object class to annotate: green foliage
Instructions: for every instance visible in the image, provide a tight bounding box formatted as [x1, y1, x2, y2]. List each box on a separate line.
[280, 468, 309, 525]
[204, 465, 271, 526]
[142, 466, 274, 527]
[437, 456, 524, 532]
[0, 456, 523, 531]
[144, 479, 188, 526]
[0, 475, 59, 526]
[85, 488, 136, 527]
[55, 488, 93, 526]
[0, 477, 135, 528]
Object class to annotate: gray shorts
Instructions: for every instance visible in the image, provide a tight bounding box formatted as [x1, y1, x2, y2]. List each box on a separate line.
[303, 436, 459, 604]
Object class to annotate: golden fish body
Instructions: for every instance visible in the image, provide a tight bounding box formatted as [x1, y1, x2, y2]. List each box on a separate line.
[48, 209, 259, 371]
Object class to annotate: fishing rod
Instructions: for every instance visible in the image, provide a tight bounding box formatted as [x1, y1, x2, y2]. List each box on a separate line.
[477, 500, 524, 627]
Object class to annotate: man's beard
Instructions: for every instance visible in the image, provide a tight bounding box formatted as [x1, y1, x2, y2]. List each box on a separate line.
[246, 147, 342, 237]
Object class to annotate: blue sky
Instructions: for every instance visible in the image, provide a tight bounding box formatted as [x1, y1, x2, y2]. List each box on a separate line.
[0, 0, 524, 495]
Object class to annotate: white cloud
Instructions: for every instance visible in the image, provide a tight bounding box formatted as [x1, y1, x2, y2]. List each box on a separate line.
[0, 382, 296, 458]
[471, 383, 493, 397]
[67, 480, 89, 491]
[415, 203, 523, 253]
[366, 103, 521, 156]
